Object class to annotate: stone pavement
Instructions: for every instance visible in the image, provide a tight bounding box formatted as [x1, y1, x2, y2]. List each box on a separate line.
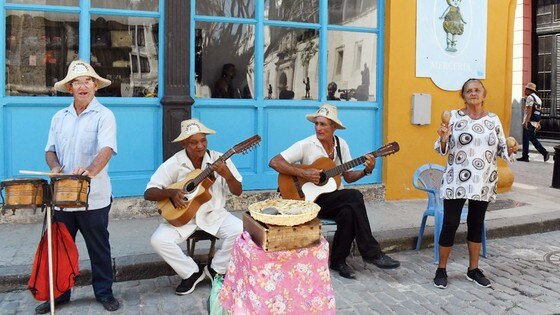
[1, 230, 559, 314]
[0, 140, 559, 305]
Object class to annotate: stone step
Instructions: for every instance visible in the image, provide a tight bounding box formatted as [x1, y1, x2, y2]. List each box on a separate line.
[0, 184, 385, 224]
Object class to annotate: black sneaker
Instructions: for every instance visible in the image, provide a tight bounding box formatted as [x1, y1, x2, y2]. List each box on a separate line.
[99, 297, 120, 312]
[364, 254, 401, 269]
[176, 269, 206, 295]
[204, 265, 218, 285]
[544, 152, 550, 162]
[329, 262, 356, 279]
[433, 268, 448, 289]
[466, 268, 491, 288]
[35, 296, 70, 314]
[516, 157, 529, 162]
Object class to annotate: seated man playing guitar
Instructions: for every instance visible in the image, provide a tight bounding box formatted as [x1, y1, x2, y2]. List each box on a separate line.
[269, 104, 400, 279]
[144, 119, 243, 295]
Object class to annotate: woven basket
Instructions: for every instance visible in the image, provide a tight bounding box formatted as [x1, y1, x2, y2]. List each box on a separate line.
[248, 199, 320, 226]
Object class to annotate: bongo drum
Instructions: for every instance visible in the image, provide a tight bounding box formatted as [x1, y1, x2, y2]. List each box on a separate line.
[0, 178, 50, 213]
[50, 175, 90, 209]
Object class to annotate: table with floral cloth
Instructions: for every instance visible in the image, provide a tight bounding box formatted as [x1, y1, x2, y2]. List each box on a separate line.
[219, 231, 336, 314]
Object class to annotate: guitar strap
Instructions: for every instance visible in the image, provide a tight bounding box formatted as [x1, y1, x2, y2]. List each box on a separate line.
[335, 136, 343, 163]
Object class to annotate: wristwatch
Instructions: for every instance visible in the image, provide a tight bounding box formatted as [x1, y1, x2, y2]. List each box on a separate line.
[363, 168, 372, 176]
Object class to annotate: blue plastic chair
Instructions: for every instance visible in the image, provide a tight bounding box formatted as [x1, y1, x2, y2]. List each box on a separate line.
[413, 163, 487, 264]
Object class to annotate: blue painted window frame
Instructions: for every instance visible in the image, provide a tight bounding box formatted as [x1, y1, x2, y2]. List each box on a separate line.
[189, 0, 385, 187]
[0, 0, 165, 195]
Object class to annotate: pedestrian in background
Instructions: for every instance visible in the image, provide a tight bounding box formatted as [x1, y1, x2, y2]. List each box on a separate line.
[433, 79, 517, 289]
[517, 82, 550, 162]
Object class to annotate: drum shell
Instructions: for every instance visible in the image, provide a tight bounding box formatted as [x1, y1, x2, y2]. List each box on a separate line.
[0, 178, 49, 209]
[51, 175, 90, 208]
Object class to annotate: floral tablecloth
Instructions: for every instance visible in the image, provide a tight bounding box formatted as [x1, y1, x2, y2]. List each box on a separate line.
[219, 231, 336, 314]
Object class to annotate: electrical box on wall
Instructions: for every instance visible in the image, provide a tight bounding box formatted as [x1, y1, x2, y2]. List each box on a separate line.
[411, 93, 431, 125]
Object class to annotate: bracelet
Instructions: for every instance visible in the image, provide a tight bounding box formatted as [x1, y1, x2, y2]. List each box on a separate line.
[363, 169, 372, 176]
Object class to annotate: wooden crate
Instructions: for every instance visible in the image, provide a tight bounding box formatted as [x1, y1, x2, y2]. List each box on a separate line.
[243, 212, 322, 252]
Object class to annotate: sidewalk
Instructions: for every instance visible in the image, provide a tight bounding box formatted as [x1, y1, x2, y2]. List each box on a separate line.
[1, 142, 559, 293]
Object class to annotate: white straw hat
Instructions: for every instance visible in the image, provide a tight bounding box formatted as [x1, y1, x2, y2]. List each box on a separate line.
[54, 59, 111, 92]
[305, 103, 346, 129]
[172, 119, 216, 143]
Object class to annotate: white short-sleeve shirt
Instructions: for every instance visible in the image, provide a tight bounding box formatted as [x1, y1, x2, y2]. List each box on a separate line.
[524, 92, 542, 128]
[434, 109, 511, 202]
[45, 97, 117, 211]
[146, 149, 242, 236]
[280, 135, 352, 188]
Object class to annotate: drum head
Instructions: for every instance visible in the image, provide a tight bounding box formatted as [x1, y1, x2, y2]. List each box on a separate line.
[50, 174, 91, 182]
[0, 178, 48, 187]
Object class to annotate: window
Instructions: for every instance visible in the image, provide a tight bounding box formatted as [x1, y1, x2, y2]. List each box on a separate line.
[6, 11, 79, 96]
[354, 43, 363, 72]
[192, 0, 379, 102]
[3, 1, 161, 97]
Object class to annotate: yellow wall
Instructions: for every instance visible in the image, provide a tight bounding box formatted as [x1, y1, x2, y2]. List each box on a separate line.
[383, 0, 517, 200]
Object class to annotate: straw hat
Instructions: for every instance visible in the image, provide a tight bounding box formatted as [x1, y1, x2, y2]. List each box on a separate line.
[305, 103, 346, 129]
[172, 119, 216, 143]
[54, 60, 111, 92]
[525, 82, 537, 93]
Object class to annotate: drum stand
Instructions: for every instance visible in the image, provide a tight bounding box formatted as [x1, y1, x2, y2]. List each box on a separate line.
[46, 205, 55, 314]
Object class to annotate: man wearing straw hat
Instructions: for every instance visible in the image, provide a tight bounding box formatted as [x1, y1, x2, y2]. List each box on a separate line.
[517, 82, 550, 162]
[269, 104, 400, 279]
[144, 119, 243, 295]
[38, 60, 119, 313]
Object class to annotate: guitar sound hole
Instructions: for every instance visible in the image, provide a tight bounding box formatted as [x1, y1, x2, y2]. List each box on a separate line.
[318, 172, 327, 186]
[185, 182, 196, 193]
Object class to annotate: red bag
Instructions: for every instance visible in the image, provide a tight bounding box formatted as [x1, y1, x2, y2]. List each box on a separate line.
[28, 222, 79, 301]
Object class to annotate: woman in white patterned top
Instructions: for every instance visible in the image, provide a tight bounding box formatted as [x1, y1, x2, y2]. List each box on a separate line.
[432, 79, 518, 290]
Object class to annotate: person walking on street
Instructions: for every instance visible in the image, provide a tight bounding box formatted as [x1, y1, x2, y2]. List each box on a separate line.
[38, 60, 120, 313]
[433, 79, 517, 289]
[517, 82, 549, 162]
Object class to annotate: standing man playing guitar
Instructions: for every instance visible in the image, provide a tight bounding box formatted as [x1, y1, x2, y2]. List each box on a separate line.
[144, 119, 243, 295]
[269, 104, 400, 279]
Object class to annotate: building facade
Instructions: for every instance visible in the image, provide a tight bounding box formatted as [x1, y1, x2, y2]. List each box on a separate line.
[0, 0, 517, 200]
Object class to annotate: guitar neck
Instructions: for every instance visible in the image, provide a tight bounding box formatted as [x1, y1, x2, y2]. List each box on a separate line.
[191, 150, 234, 186]
[324, 154, 369, 178]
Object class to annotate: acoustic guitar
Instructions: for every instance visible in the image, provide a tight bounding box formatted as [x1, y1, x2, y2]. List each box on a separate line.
[278, 142, 400, 201]
[159, 135, 261, 227]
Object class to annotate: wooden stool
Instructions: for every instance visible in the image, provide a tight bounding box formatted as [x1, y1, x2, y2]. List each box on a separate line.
[186, 230, 217, 265]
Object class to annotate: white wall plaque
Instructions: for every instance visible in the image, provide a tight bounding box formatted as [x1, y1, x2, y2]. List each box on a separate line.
[416, 0, 487, 91]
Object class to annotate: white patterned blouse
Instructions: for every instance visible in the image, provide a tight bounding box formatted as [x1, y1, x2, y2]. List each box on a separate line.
[434, 109, 513, 202]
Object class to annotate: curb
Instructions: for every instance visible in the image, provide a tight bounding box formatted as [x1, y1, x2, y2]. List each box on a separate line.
[2, 214, 559, 293]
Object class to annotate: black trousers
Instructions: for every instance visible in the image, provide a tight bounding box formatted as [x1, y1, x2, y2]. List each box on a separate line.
[521, 124, 548, 158]
[439, 199, 488, 247]
[315, 189, 383, 264]
[54, 204, 114, 302]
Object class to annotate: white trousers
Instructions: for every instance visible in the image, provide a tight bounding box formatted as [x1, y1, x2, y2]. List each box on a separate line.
[150, 212, 242, 279]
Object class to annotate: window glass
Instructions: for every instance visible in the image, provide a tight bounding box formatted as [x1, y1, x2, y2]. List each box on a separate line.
[327, 31, 377, 101]
[265, 0, 318, 23]
[7, 0, 78, 5]
[329, 0, 377, 28]
[6, 11, 79, 96]
[90, 15, 159, 97]
[91, 0, 158, 11]
[194, 22, 255, 99]
[263, 27, 319, 100]
[196, 0, 254, 18]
